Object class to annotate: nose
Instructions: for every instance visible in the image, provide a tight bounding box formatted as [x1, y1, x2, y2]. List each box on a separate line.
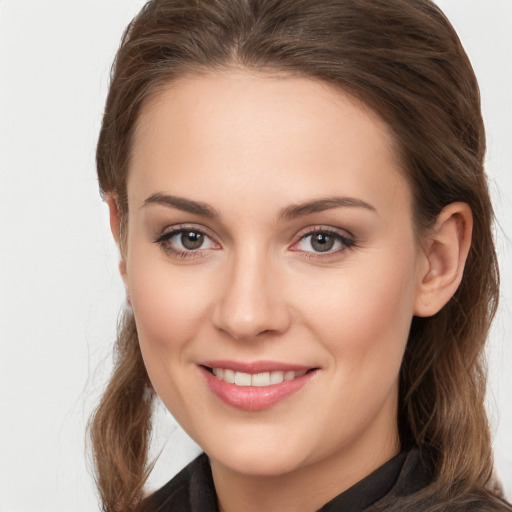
[212, 250, 291, 341]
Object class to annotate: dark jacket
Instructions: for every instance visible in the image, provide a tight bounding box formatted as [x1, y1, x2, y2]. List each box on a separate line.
[139, 449, 511, 512]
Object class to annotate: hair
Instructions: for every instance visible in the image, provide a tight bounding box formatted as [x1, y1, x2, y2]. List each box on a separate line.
[90, 1, 509, 511]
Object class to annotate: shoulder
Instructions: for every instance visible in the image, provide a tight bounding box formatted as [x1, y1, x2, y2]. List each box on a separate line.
[372, 449, 512, 512]
[374, 491, 511, 512]
[137, 453, 218, 512]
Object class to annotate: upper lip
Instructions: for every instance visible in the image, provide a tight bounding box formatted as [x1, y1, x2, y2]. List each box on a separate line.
[199, 360, 316, 373]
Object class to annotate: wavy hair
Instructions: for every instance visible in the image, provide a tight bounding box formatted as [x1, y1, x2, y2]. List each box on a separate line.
[90, 1, 508, 510]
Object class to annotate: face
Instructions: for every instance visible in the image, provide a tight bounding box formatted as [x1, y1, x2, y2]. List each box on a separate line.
[122, 70, 427, 479]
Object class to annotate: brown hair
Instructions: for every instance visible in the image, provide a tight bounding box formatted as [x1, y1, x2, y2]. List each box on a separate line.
[90, 0, 508, 510]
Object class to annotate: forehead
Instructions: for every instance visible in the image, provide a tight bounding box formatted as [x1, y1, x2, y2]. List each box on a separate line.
[128, 69, 411, 217]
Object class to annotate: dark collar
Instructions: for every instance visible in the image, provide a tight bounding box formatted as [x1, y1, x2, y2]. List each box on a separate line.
[319, 449, 430, 511]
[142, 448, 430, 512]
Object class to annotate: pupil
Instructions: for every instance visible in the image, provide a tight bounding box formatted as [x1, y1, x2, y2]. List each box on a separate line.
[312, 233, 334, 252]
[181, 231, 204, 250]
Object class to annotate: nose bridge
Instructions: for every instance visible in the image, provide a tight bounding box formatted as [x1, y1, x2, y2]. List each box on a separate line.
[213, 243, 290, 340]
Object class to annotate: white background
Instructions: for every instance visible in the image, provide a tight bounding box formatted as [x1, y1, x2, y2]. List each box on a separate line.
[0, 1, 511, 510]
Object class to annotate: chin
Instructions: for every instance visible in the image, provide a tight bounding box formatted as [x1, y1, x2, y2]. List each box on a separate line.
[206, 437, 309, 477]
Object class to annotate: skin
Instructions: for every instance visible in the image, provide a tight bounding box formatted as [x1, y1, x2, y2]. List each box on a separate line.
[108, 69, 472, 512]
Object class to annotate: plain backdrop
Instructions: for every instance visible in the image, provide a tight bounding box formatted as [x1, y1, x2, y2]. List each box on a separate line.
[0, 1, 511, 510]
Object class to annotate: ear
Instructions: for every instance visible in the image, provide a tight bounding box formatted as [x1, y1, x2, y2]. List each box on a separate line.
[106, 193, 128, 284]
[414, 202, 473, 317]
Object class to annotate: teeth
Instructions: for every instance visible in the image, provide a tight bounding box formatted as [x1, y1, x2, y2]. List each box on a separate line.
[212, 368, 308, 386]
[234, 371, 252, 386]
[251, 372, 271, 387]
[284, 371, 295, 381]
[224, 369, 235, 383]
[270, 371, 284, 385]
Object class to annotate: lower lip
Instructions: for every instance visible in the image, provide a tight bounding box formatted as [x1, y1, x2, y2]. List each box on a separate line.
[200, 366, 317, 411]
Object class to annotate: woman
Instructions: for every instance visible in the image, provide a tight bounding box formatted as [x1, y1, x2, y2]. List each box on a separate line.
[89, 0, 511, 510]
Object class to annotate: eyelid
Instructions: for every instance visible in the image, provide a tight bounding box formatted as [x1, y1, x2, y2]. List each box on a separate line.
[293, 225, 355, 240]
[154, 223, 355, 259]
[154, 223, 221, 258]
[155, 223, 219, 242]
[289, 225, 356, 255]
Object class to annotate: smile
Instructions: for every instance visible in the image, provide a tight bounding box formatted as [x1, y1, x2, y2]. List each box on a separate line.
[211, 368, 308, 386]
[199, 362, 318, 411]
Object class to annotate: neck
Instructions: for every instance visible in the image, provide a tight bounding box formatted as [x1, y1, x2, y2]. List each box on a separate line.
[210, 427, 400, 512]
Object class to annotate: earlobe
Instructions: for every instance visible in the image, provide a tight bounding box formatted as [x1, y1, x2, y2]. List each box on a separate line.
[414, 202, 473, 317]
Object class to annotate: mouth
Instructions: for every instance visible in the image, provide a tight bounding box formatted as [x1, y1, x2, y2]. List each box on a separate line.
[203, 366, 312, 386]
[199, 362, 319, 411]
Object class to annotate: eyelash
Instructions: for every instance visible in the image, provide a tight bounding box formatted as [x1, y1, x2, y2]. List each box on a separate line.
[154, 224, 219, 259]
[154, 225, 356, 260]
[292, 227, 356, 259]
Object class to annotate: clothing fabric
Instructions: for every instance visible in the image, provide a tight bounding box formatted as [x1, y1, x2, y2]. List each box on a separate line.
[140, 449, 431, 512]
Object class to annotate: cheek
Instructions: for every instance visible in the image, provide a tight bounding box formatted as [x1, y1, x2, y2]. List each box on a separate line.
[126, 261, 213, 419]
[297, 248, 418, 374]
[291, 252, 417, 447]
[348, 269, 415, 348]
[126, 253, 212, 365]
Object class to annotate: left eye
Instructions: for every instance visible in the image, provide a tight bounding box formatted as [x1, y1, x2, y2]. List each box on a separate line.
[296, 231, 352, 253]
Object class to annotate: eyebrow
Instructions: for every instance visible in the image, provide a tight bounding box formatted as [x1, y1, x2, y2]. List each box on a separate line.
[277, 196, 377, 221]
[142, 193, 220, 217]
[142, 193, 376, 220]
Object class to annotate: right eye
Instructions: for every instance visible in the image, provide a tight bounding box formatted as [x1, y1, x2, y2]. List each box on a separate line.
[155, 226, 219, 258]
